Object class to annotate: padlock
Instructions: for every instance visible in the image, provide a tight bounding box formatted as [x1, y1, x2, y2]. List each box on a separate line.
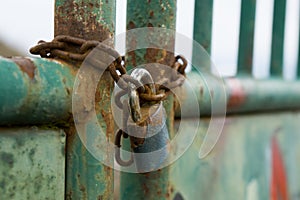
[127, 68, 170, 172]
[114, 68, 170, 172]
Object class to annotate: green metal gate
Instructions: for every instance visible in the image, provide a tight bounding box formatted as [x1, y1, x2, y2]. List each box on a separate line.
[0, 0, 300, 199]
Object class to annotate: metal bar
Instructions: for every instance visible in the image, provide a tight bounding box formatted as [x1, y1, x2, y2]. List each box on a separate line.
[54, 0, 116, 199]
[0, 56, 74, 126]
[175, 72, 300, 117]
[237, 0, 256, 75]
[120, 1, 177, 199]
[270, 0, 286, 76]
[1, 56, 299, 121]
[297, 3, 300, 79]
[192, 0, 213, 54]
[125, 0, 176, 68]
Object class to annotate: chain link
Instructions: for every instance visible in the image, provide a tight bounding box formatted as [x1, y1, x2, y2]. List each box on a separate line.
[30, 35, 187, 104]
[31, 35, 187, 166]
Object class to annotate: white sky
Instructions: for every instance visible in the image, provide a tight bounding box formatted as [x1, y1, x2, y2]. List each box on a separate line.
[0, 0, 299, 79]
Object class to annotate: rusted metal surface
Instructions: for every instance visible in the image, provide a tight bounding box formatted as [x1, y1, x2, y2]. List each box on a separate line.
[0, 56, 74, 126]
[0, 127, 65, 199]
[11, 57, 36, 79]
[2, 55, 299, 126]
[54, 0, 116, 199]
[55, 0, 115, 42]
[120, 1, 177, 199]
[170, 111, 300, 199]
[126, 0, 176, 68]
[65, 128, 113, 200]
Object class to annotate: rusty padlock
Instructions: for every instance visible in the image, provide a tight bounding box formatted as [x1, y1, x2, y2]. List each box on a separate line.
[115, 68, 170, 172]
[127, 68, 169, 172]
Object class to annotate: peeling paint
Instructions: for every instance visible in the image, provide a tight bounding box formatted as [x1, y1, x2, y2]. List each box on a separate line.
[0, 57, 74, 125]
[54, 0, 116, 199]
[0, 128, 65, 199]
[55, 0, 115, 41]
[227, 78, 246, 108]
[121, 1, 177, 199]
[11, 57, 36, 79]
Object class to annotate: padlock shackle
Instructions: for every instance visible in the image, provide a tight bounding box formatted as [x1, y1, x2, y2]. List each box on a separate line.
[114, 129, 134, 166]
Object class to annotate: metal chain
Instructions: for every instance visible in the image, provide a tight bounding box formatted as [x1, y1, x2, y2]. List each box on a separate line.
[30, 35, 187, 104]
[31, 35, 187, 166]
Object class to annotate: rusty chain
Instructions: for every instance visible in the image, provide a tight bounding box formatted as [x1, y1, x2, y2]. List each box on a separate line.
[30, 35, 187, 166]
[30, 35, 187, 103]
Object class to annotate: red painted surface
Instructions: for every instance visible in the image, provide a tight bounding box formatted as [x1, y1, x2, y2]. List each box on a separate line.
[270, 136, 289, 200]
[226, 78, 246, 108]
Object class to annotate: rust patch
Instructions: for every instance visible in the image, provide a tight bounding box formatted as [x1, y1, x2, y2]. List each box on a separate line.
[149, 10, 154, 17]
[200, 86, 204, 96]
[97, 195, 103, 200]
[227, 78, 246, 108]
[55, 1, 112, 41]
[142, 183, 150, 194]
[127, 51, 137, 67]
[101, 110, 114, 138]
[127, 21, 136, 30]
[11, 57, 36, 79]
[147, 23, 154, 27]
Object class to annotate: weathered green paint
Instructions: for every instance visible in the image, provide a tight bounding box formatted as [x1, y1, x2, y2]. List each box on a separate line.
[0, 127, 65, 199]
[126, 0, 176, 68]
[170, 111, 300, 199]
[176, 72, 300, 117]
[66, 131, 113, 200]
[193, 0, 213, 54]
[54, 0, 116, 199]
[0, 56, 74, 126]
[1, 55, 299, 123]
[126, 0, 176, 29]
[270, 0, 286, 76]
[237, 0, 256, 75]
[121, 1, 177, 199]
[297, 11, 300, 78]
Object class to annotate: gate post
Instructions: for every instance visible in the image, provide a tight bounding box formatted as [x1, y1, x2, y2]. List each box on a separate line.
[54, 0, 116, 199]
[120, 1, 177, 199]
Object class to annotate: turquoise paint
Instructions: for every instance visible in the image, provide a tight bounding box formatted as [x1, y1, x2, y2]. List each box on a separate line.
[175, 73, 300, 117]
[193, 0, 213, 54]
[0, 128, 65, 199]
[0, 57, 74, 125]
[54, 0, 116, 199]
[270, 0, 286, 76]
[170, 111, 300, 199]
[237, 0, 256, 75]
[121, 1, 177, 199]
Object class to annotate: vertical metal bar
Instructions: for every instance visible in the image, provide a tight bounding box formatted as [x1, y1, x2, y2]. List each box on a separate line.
[193, 0, 213, 54]
[270, 0, 287, 76]
[237, 0, 256, 75]
[120, 1, 176, 199]
[54, 0, 116, 199]
[297, 3, 300, 79]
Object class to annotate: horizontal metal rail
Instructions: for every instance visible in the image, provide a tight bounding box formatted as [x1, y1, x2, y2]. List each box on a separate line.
[0, 56, 74, 126]
[176, 72, 300, 117]
[1, 56, 300, 126]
